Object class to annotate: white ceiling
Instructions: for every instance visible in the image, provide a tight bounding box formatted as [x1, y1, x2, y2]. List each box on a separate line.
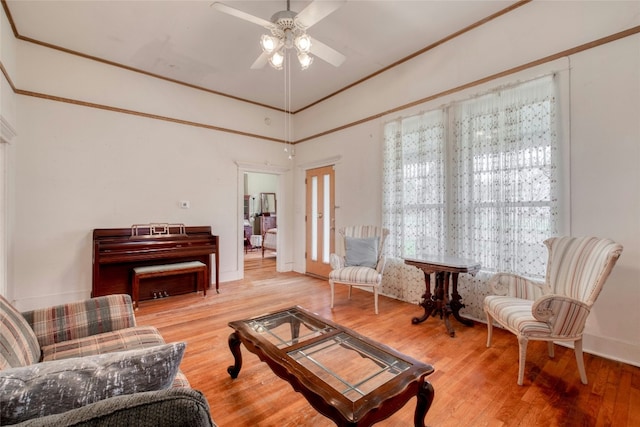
[6, 0, 518, 112]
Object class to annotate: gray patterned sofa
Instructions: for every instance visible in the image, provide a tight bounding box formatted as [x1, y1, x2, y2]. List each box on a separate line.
[0, 294, 216, 426]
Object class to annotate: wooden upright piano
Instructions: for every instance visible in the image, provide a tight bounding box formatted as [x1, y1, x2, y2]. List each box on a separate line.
[92, 224, 219, 302]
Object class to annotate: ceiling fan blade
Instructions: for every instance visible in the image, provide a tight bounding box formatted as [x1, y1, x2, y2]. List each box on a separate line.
[295, 0, 346, 29]
[250, 52, 269, 69]
[309, 37, 346, 67]
[211, 2, 273, 29]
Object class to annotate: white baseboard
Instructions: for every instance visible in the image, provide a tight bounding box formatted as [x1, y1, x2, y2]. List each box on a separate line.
[219, 270, 242, 283]
[580, 333, 640, 368]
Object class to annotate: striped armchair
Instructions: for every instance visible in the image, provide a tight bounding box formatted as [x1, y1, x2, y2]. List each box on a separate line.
[329, 226, 389, 314]
[484, 236, 623, 385]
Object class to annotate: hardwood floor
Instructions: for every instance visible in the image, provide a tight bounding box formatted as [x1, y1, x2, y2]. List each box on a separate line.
[136, 257, 640, 427]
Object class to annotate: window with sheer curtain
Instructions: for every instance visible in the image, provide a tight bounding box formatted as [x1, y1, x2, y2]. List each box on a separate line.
[383, 76, 559, 278]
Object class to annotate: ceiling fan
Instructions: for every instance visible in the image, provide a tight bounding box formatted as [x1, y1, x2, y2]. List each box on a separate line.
[211, 0, 346, 70]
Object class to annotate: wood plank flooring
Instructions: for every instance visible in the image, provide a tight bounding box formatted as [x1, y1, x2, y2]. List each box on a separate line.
[136, 257, 640, 427]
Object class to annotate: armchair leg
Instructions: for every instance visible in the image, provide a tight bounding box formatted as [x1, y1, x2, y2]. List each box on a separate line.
[547, 341, 555, 358]
[348, 285, 352, 300]
[517, 335, 529, 386]
[575, 339, 588, 384]
[374, 288, 379, 315]
[329, 280, 335, 309]
[485, 311, 493, 347]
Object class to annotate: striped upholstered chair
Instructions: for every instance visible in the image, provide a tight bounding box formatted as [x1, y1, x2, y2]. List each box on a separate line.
[484, 236, 623, 385]
[329, 226, 389, 314]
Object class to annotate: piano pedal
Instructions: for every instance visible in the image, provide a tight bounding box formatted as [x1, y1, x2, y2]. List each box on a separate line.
[153, 291, 159, 299]
[163, 291, 169, 298]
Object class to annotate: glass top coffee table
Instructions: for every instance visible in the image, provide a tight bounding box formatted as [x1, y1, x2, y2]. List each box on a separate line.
[227, 306, 435, 426]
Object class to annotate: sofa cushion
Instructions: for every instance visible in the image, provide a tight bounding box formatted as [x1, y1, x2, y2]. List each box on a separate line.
[0, 295, 42, 370]
[0, 342, 186, 425]
[41, 325, 165, 361]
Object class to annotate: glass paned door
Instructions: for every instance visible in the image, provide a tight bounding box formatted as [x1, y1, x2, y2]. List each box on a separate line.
[305, 165, 335, 278]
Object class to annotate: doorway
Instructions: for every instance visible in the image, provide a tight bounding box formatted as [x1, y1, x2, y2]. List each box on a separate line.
[305, 165, 335, 278]
[243, 172, 277, 269]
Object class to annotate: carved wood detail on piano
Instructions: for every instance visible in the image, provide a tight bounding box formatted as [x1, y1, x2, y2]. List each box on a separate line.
[92, 224, 219, 302]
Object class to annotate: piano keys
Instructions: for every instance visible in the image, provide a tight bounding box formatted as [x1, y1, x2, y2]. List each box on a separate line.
[92, 224, 219, 302]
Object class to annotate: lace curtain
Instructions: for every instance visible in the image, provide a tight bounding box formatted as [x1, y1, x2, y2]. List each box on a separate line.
[383, 75, 559, 280]
[383, 110, 446, 259]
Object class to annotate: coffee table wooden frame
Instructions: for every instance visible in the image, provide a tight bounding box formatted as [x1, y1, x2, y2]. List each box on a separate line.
[227, 306, 435, 427]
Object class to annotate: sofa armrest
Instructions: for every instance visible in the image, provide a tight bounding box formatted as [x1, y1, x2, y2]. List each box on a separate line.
[21, 294, 137, 348]
[15, 388, 217, 427]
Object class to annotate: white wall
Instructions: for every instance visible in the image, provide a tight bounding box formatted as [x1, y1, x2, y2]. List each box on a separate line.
[568, 35, 640, 361]
[1, 7, 18, 301]
[12, 95, 293, 309]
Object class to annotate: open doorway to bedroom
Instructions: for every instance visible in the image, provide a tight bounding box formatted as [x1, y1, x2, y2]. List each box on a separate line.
[243, 172, 277, 270]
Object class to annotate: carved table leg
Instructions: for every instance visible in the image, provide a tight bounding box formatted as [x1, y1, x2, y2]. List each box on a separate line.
[449, 272, 474, 327]
[414, 379, 435, 427]
[412, 271, 435, 324]
[227, 331, 243, 379]
[441, 272, 455, 337]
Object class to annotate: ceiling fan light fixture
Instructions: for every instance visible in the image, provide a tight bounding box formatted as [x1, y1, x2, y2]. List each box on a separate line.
[269, 50, 285, 69]
[260, 34, 278, 54]
[214, 0, 346, 70]
[294, 34, 311, 53]
[297, 52, 313, 70]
